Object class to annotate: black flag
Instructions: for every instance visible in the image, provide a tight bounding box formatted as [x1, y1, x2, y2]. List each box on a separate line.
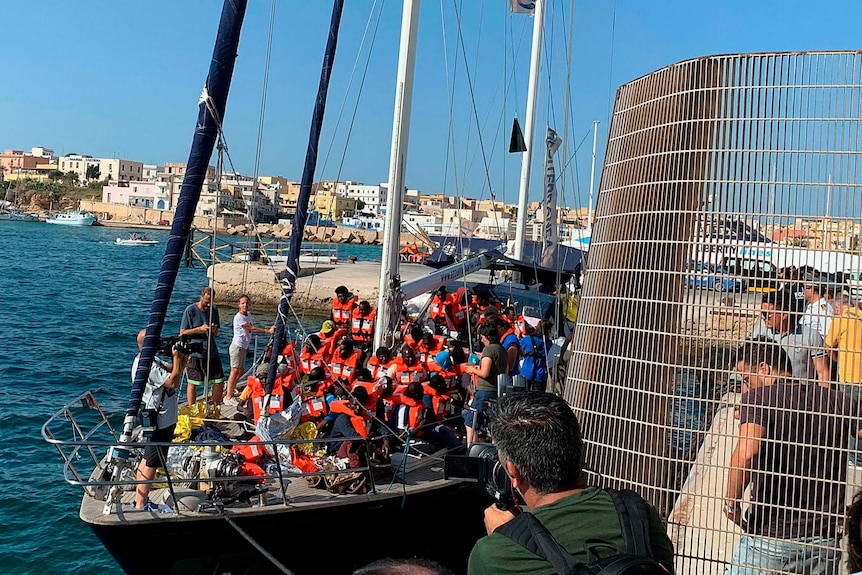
[509, 117, 527, 153]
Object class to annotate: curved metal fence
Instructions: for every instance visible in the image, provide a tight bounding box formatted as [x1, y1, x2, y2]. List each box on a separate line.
[566, 51, 862, 574]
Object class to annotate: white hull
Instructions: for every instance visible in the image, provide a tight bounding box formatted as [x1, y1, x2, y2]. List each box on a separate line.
[116, 238, 158, 246]
[46, 211, 96, 226]
[0, 212, 39, 222]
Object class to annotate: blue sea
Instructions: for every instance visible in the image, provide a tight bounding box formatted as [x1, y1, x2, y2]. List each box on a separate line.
[0, 222, 381, 574]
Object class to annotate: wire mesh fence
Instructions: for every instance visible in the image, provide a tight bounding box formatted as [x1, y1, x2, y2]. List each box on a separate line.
[566, 51, 862, 574]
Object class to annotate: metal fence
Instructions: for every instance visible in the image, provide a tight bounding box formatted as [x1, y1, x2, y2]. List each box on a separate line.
[566, 51, 862, 574]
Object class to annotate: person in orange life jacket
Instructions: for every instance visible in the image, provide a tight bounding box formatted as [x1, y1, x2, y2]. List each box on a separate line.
[391, 381, 461, 450]
[297, 367, 337, 430]
[449, 288, 471, 335]
[327, 386, 373, 454]
[490, 315, 521, 377]
[417, 330, 446, 366]
[403, 324, 424, 350]
[349, 300, 376, 349]
[330, 338, 362, 386]
[273, 341, 299, 393]
[331, 285, 358, 330]
[237, 363, 285, 424]
[318, 320, 347, 361]
[367, 347, 394, 380]
[503, 305, 527, 338]
[422, 374, 453, 421]
[429, 286, 457, 334]
[388, 345, 428, 386]
[299, 334, 328, 376]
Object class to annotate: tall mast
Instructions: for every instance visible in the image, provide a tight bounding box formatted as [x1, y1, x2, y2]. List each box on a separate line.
[512, 0, 545, 261]
[267, 0, 345, 392]
[111, 0, 247, 510]
[374, 0, 421, 349]
[588, 120, 599, 227]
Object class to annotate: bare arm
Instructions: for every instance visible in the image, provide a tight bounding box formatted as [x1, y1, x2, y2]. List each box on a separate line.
[471, 356, 494, 379]
[724, 422, 764, 525]
[506, 345, 518, 373]
[164, 350, 190, 389]
[813, 355, 831, 388]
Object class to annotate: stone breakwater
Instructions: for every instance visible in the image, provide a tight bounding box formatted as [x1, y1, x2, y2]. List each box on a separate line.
[225, 223, 430, 247]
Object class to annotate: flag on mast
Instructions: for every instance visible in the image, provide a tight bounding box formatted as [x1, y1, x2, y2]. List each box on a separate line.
[510, 0, 536, 14]
[541, 127, 563, 268]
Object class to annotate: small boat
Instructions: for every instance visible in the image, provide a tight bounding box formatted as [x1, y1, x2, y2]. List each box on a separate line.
[0, 208, 39, 222]
[116, 234, 158, 246]
[45, 210, 97, 226]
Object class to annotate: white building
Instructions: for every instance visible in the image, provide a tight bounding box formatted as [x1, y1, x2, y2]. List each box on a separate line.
[102, 180, 173, 210]
[30, 146, 56, 162]
[142, 164, 160, 181]
[343, 181, 388, 215]
[403, 211, 440, 235]
[58, 156, 143, 183]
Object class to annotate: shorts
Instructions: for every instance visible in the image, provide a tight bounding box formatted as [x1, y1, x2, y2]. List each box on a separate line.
[229, 344, 248, 369]
[463, 389, 497, 429]
[186, 355, 226, 386]
[142, 425, 176, 468]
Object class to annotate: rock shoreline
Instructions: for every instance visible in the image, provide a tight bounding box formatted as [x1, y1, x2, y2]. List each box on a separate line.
[225, 223, 430, 247]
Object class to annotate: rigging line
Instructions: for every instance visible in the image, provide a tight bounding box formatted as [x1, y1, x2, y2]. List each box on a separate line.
[222, 512, 296, 575]
[319, 0, 383, 177]
[605, 0, 618, 123]
[439, 0, 462, 201]
[332, 0, 386, 183]
[457, 0, 487, 197]
[449, 0, 500, 239]
[555, 0, 576, 297]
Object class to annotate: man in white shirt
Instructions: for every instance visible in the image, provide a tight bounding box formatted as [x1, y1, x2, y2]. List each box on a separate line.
[225, 295, 274, 403]
[801, 275, 834, 340]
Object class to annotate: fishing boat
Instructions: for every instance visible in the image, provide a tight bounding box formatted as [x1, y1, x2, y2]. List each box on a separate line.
[41, 2, 578, 573]
[115, 233, 159, 246]
[46, 210, 97, 226]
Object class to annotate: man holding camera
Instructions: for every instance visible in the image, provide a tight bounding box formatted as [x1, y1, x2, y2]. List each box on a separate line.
[132, 328, 189, 511]
[468, 391, 674, 575]
[180, 286, 225, 407]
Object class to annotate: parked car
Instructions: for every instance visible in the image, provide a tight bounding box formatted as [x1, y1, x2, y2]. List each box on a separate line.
[685, 264, 747, 292]
[845, 271, 862, 298]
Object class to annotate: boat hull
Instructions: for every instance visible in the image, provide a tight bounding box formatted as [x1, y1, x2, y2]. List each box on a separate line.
[88, 480, 489, 575]
[116, 239, 158, 246]
[46, 216, 97, 226]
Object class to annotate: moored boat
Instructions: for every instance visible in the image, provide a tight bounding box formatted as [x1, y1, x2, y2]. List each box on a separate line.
[0, 208, 39, 222]
[46, 210, 97, 226]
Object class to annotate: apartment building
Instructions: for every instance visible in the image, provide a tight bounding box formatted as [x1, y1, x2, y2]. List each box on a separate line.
[343, 181, 388, 215]
[102, 180, 173, 210]
[58, 155, 144, 183]
[0, 149, 50, 174]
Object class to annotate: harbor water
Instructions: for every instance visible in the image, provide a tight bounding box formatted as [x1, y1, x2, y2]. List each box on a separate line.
[0, 222, 380, 574]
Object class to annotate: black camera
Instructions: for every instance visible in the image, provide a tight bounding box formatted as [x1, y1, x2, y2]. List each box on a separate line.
[157, 335, 203, 356]
[444, 443, 517, 510]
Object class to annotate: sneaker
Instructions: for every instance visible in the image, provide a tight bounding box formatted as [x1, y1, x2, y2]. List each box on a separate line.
[134, 500, 160, 512]
[223, 397, 239, 407]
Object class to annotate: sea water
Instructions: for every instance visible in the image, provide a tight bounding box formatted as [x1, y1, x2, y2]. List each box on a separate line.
[0, 222, 381, 574]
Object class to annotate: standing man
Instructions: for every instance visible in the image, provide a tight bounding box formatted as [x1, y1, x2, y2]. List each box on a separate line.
[800, 275, 834, 340]
[180, 286, 226, 407]
[132, 329, 188, 511]
[468, 391, 674, 575]
[758, 290, 831, 385]
[724, 337, 862, 574]
[825, 294, 862, 400]
[331, 285, 358, 331]
[225, 294, 274, 404]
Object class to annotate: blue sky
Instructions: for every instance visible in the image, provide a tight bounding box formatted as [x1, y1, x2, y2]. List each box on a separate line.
[2, 1, 860, 208]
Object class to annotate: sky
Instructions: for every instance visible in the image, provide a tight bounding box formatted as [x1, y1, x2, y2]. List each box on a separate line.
[2, 0, 861, 209]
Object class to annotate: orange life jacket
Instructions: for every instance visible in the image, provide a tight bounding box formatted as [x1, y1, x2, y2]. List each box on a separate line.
[429, 294, 455, 322]
[422, 382, 452, 420]
[330, 350, 362, 385]
[349, 307, 376, 343]
[352, 379, 386, 411]
[366, 356, 393, 380]
[279, 341, 298, 371]
[328, 400, 370, 438]
[318, 328, 348, 360]
[513, 315, 527, 338]
[390, 357, 427, 386]
[299, 395, 329, 423]
[417, 336, 446, 365]
[391, 394, 425, 431]
[246, 375, 285, 424]
[232, 434, 271, 463]
[299, 348, 328, 375]
[331, 296, 358, 329]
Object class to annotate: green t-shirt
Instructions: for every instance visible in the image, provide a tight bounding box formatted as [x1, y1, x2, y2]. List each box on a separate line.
[467, 487, 675, 575]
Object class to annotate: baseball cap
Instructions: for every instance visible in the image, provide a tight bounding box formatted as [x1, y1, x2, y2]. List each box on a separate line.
[321, 320, 336, 334]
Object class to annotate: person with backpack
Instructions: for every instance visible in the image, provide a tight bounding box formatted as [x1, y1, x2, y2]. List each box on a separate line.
[519, 320, 553, 392]
[468, 391, 674, 575]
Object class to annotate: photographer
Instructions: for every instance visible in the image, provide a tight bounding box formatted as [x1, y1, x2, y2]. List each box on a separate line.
[132, 329, 189, 511]
[468, 391, 674, 575]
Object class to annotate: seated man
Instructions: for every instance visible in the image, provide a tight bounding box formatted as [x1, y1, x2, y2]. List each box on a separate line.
[132, 329, 189, 511]
[468, 391, 675, 575]
[367, 347, 394, 380]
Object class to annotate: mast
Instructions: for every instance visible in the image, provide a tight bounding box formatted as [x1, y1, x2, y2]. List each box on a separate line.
[374, 0, 421, 350]
[588, 120, 599, 227]
[512, 0, 546, 261]
[113, 0, 247, 508]
[267, 0, 345, 392]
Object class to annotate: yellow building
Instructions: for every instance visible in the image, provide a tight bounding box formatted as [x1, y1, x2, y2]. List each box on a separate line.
[314, 192, 356, 218]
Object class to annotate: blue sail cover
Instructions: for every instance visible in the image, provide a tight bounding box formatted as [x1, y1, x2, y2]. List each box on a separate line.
[128, 0, 248, 424]
[267, 0, 345, 394]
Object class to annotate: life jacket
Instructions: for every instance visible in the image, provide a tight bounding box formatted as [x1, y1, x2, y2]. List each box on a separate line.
[330, 349, 362, 385]
[390, 395, 426, 432]
[429, 294, 455, 322]
[318, 328, 348, 360]
[422, 382, 452, 421]
[299, 347, 327, 375]
[416, 336, 446, 365]
[246, 375, 285, 424]
[279, 341, 298, 371]
[299, 394, 329, 423]
[328, 400, 370, 438]
[520, 334, 548, 382]
[232, 434, 271, 463]
[350, 307, 376, 343]
[331, 296, 359, 330]
[367, 356, 393, 380]
[352, 379, 387, 411]
[513, 315, 527, 338]
[390, 357, 428, 386]
[501, 328, 521, 376]
[451, 300, 468, 331]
